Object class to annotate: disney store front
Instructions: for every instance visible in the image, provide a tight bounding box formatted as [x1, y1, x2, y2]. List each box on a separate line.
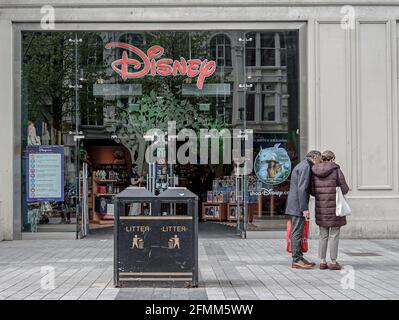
[17, 26, 303, 239]
[2, 2, 399, 242]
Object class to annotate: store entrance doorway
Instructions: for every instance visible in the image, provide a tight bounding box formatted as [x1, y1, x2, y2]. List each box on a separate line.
[80, 139, 132, 233]
[236, 31, 300, 237]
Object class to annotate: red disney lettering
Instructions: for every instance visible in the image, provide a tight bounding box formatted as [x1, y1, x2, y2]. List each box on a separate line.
[198, 60, 216, 90]
[105, 42, 150, 79]
[105, 42, 216, 90]
[172, 58, 187, 76]
[187, 59, 201, 78]
[157, 59, 173, 76]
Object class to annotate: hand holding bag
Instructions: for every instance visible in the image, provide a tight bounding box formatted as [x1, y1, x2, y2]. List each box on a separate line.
[286, 219, 309, 253]
[336, 169, 351, 217]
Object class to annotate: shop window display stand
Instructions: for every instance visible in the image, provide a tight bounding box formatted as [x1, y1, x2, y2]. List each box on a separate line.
[92, 172, 117, 224]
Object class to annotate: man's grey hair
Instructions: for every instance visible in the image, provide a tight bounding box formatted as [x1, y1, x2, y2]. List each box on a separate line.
[306, 150, 322, 161]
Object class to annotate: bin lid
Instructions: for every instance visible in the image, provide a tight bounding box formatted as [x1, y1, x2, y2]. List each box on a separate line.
[158, 187, 198, 200]
[115, 187, 155, 199]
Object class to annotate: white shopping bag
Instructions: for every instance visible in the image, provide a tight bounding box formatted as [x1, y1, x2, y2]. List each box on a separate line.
[336, 186, 351, 217]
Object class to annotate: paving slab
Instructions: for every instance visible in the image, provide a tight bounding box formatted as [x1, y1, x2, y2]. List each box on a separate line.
[0, 227, 399, 300]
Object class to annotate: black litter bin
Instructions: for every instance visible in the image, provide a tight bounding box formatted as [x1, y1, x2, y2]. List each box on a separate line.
[114, 187, 198, 287]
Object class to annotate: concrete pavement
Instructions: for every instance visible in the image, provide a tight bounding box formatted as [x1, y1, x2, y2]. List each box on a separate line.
[0, 224, 399, 300]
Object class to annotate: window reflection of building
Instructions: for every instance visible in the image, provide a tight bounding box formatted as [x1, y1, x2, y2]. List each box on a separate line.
[236, 31, 290, 130]
[208, 34, 234, 124]
[116, 33, 145, 65]
[117, 33, 145, 46]
[80, 31, 294, 135]
[80, 35, 105, 127]
[210, 34, 232, 67]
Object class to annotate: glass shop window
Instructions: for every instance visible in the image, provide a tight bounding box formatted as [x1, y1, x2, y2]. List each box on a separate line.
[210, 34, 232, 67]
[245, 93, 256, 121]
[245, 32, 256, 67]
[115, 33, 145, 65]
[260, 33, 276, 66]
[261, 93, 276, 121]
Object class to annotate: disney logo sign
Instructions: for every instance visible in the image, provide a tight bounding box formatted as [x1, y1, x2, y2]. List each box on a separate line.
[105, 42, 217, 90]
[250, 189, 289, 198]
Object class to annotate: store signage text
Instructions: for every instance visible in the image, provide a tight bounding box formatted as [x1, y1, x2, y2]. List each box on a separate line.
[250, 189, 289, 198]
[124, 225, 189, 233]
[125, 225, 150, 233]
[161, 225, 188, 233]
[105, 42, 217, 90]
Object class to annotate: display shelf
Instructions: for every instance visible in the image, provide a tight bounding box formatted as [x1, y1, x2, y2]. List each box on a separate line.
[97, 218, 114, 225]
[92, 171, 117, 225]
[227, 203, 239, 221]
[95, 164, 130, 185]
[94, 179, 118, 183]
[201, 203, 227, 222]
[99, 214, 114, 220]
[227, 202, 257, 222]
[153, 162, 169, 194]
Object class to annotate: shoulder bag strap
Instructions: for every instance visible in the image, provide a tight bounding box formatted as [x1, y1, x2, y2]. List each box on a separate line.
[336, 169, 340, 187]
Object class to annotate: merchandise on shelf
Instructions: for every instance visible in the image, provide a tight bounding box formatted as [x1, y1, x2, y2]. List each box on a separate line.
[229, 191, 236, 203]
[97, 185, 106, 194]
[204, 205, 220, 218]
[229, 206, 237, 219]
[212, 191, 228, 203]
[207, 176, 258, 204]
[154, 162, 169, 193]
[207, 191, 213, 203]
[228, 204, 245, 220]
[95, 164, 130, 186]
[95, 196, 113, 214]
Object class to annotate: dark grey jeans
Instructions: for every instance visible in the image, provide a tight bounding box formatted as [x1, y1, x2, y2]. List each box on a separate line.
[291, 215, 305, 262]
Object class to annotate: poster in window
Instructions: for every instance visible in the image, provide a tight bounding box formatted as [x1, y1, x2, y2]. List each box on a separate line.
[254, 143, 291, 186]
[26, 145, 64, 202]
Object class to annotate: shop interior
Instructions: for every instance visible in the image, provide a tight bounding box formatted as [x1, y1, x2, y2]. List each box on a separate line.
[85, 136, 294, 227]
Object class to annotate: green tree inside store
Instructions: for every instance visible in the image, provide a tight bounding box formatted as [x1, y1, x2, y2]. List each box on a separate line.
[114, 88, 226, 174]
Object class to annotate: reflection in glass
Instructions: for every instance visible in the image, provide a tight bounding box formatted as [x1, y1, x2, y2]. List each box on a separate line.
[262, 94, 276, 121]
[210, 34, 232, 67]
[245, 93, 255, 121]
[20, 30, 299, 233]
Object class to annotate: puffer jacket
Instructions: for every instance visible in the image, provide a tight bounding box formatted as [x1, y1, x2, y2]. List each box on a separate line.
[311, 162, 349, 228]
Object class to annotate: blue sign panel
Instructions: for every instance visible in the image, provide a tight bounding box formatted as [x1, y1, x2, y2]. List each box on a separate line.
[27, 145, 64, 202]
